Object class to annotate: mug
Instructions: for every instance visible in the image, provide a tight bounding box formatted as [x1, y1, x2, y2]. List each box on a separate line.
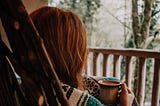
[98, 80, 121, 105]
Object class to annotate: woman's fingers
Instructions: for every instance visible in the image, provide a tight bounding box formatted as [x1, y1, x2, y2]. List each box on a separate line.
[119, 83, 135, 106]
[127, 88, 132, 93]
[127, 88, 134, 96]
[121, 83, 128, 94]
[121, 83, 134, 95]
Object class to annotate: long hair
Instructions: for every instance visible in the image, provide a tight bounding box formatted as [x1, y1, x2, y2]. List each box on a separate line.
[30, 6, 87, 88]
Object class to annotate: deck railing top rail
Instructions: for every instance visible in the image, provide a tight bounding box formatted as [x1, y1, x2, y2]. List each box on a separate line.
[89, 47, 160, 59]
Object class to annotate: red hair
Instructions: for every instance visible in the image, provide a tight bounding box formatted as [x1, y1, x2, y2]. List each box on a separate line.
[30, 6, 87, 88]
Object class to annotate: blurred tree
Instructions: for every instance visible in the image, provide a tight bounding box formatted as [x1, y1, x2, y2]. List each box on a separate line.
[131, 0, 160, 104]
[132, 0, 153, 48]
[132, 0, 160, 49]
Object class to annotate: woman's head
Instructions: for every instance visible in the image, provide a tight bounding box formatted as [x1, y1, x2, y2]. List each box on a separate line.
[30, 6, 87, 87]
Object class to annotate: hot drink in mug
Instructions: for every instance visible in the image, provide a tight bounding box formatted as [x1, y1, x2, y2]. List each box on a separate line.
[98, 80, 121, 105]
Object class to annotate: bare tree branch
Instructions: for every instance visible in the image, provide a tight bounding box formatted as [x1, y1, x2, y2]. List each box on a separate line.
[102, 6, 131, 30]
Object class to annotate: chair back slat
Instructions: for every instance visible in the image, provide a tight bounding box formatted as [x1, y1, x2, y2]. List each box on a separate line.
[0, 0, 69, 105]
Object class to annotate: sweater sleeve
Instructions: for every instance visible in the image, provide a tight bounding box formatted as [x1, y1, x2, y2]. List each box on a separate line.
[62, 84, 104, 106]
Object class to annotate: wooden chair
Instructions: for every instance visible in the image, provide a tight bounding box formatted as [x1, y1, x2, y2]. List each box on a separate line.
[0, 0, 68, 105]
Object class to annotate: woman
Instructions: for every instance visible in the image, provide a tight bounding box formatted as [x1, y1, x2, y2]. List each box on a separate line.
[30, 6, 134, 106]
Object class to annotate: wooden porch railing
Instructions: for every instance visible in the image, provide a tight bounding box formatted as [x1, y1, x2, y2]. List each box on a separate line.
[85, 47, 160, 106]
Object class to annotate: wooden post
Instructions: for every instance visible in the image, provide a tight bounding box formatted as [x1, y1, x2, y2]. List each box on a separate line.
[125, 56, 132, 89]
[151, 59, 160, 106]
[93, 52, 98, 76]
[113, 55, 121, 79]
[137, 57, 146, 106]
[103, 54, 109, 76]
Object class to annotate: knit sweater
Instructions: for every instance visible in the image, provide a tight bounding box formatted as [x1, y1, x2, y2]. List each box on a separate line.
[62, 84, 105, 106]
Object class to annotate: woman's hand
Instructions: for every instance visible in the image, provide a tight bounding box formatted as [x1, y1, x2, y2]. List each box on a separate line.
[119, 83, 135, 106]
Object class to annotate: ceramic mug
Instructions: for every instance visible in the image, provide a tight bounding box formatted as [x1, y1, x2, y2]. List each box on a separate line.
[98, 80, 121, 105]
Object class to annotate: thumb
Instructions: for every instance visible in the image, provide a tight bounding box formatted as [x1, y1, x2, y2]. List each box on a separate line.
[121, 83, 128, 93]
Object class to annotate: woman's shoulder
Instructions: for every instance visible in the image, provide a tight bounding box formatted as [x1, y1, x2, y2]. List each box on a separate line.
[62, 83, 104, 106]
[82, 74, 101, 99]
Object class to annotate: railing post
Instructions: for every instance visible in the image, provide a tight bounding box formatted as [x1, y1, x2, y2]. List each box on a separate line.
[151, 59, 160, 106]
[102, 54, 109, 76]
[93, 52, 98, 76]
[125, 56, 132, 89]
[137, 57, 146, 106]
[113, 55, 121, 79]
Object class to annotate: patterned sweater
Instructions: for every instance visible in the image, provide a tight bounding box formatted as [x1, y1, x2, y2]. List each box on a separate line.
[62, 84, 104, 106]
[61, 75, 120, 106]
